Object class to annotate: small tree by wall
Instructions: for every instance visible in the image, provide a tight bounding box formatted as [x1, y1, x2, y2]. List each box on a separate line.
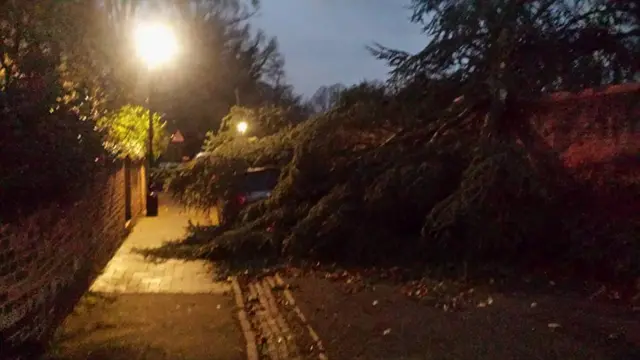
[97, 105, 170, 161]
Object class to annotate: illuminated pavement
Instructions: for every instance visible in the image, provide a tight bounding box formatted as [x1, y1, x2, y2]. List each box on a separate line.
[48, 196, 245, 360]
[90, 194, 228, 294]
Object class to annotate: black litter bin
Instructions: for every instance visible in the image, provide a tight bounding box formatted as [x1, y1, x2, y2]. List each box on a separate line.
[146, 190, 159, 217]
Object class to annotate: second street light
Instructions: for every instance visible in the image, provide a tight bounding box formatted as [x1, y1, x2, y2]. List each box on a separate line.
[134, 21, 178, 217]
[236, 121, 248, 135]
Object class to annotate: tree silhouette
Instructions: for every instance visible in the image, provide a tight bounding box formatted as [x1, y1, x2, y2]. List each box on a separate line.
[309, 83, 347, 114]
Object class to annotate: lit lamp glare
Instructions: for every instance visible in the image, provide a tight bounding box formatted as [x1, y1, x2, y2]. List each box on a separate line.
[236, 121, 248, 134]
[134, 23, 178, 68]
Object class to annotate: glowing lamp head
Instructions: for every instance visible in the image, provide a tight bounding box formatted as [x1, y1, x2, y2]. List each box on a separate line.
[134, 22, 178, 69]
[236, 121, 248, 134]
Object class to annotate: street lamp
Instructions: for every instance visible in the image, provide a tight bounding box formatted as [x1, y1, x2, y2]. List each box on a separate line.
[236, 121, 248, 135]
[134, 23, 178, 70]
[134, 21, 178, 217]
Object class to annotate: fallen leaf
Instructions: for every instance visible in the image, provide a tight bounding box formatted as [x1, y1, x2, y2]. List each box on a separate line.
[589, 285, 607, 300]
[383, 328, 391, 336]
[487, 296, 494, 305]
[548, 323, 561, 329]
[530, 302, 537, 308]
[372, 300, 379, 306]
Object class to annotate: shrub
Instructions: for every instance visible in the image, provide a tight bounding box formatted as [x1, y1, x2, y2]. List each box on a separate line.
[0, 84, 105, 221]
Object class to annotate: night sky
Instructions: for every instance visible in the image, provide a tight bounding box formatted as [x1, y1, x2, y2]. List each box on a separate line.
[252, 0, 426, 97]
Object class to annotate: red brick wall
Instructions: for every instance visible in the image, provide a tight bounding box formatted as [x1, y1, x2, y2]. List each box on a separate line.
[0, 163, 145, 352]
[527, 83, 640, 167]
[526, 83, 640, 219]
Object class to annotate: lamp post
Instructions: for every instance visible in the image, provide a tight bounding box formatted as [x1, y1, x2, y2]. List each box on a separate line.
[134, 22, 178, 216]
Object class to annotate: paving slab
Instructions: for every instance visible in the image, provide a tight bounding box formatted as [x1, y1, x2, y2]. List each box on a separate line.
[90, 195, 228, 294]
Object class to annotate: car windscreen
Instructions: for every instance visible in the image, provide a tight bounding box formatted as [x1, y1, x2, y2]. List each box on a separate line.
[241, 169, 280, 193]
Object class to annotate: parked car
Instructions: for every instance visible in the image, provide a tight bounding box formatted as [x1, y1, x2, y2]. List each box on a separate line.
[217, 166, 280, 225]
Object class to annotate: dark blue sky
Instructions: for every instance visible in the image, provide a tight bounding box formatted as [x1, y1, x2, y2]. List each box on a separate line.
[252, 1, 426, 97]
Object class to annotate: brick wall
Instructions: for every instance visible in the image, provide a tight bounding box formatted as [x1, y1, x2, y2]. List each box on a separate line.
[526, 83, 640, 219]
[0, 162, 145, 354]
[527, 83, 640, 166]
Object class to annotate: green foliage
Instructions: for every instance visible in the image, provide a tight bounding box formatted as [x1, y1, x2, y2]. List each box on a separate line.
[218, 105, 294, 137]
[372, 0, 638, 99]
[153, 0, 304, 137]
[164, 77, 640, 284]
[167, 104, 308, 230]
[167, 121, 304, 217]
[423, 141, 566, 264]
[97, 105, 170, 160]
[308, 83, 347, 114]
[149, 165, 179, 190]
[198, 103, 303, 164]
[0, 0, 107, 220]
[156, 1, 639, 287]
[167, 157, 249, 211]
[205, 130, 295, 167]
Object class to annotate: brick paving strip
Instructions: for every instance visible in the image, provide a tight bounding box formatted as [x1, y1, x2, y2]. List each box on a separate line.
[232, 277, 259, 360]
[233, 273, 328, 360]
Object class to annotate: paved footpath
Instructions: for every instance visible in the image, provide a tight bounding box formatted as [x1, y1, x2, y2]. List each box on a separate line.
[90, 195, 226, 294]
[46, 195, 245, 360]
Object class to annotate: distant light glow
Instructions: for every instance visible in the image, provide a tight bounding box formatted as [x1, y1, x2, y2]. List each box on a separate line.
[236, 121, 248, 134]
[134, 22, 178, 69]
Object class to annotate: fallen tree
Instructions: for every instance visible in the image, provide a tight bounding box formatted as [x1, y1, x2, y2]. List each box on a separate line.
[162, 81, 639, 283]
[162, 0, 640, 283]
